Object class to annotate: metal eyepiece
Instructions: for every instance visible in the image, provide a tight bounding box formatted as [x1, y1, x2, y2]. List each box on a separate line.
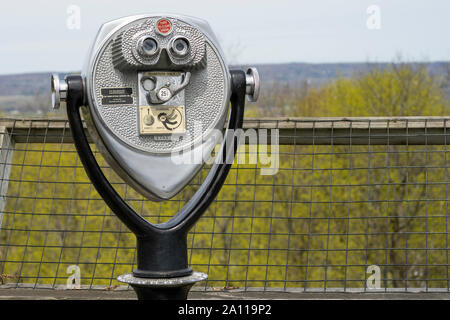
[51, 74, 67, 109]
[137, 37, 159, 57]
[245, 68, 260, 102]
[169, 37, 190, 58]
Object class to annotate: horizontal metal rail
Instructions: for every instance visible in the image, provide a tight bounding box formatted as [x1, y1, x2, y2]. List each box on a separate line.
[2, 116, 450, 144]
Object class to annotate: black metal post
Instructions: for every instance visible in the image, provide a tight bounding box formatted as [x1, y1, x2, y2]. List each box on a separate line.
[65, 70, 247, 299]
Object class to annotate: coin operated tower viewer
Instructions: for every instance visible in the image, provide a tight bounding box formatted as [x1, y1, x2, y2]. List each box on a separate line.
[51, 14, 259, 299]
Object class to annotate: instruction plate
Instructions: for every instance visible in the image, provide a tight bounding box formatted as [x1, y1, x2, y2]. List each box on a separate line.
[139, 105, 186, 135]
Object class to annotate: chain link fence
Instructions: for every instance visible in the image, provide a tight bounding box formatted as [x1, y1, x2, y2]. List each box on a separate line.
[1, 117, 450, 295]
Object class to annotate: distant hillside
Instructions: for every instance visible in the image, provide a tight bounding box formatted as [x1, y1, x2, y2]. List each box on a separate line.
[0, 72, 53, 96]
[0, 72, 61, 113]
[240, 61, 450, 86]
[0, 62, 448, 113]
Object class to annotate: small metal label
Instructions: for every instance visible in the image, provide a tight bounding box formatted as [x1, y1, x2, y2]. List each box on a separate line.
[101, 88, 133, 96]
[102, 96, 133, 105]
[101, 87, 133, 106]
[139, 106, 186, 135]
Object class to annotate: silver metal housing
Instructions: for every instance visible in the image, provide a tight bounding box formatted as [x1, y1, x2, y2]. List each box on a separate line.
[81, 14, 231, 201]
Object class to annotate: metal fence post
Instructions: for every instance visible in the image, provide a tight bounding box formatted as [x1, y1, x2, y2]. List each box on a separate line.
[0, 126, 14, 228]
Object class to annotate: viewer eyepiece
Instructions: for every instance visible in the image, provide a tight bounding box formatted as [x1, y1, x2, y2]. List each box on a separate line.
[170, 37, 190, 58]
[138, 37, 159, 57]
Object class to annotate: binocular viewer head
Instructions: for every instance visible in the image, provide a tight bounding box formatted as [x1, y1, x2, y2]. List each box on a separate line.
[112, 16, 207, 71]
[52, 14, 259, 201]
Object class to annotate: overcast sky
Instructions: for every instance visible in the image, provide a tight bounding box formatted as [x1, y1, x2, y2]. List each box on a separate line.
[0, 0, 449, 75]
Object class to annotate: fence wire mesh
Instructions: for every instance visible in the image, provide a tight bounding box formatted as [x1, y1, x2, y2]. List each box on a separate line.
[1, 117, 450, 293]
